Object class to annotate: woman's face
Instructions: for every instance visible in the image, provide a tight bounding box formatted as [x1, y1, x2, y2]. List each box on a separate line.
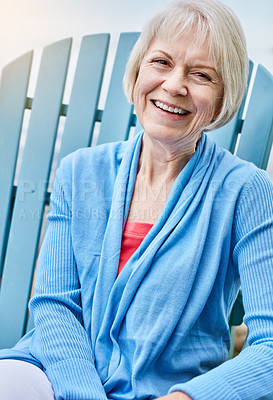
[133, 33, 224, 144]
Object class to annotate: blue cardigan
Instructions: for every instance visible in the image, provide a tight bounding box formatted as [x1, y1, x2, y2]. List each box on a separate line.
[1, 132, 273, 399]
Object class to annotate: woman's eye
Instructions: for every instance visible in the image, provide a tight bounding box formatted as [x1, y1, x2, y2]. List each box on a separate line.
[195, 72, 211, 81]
[153, 59, 168, 66]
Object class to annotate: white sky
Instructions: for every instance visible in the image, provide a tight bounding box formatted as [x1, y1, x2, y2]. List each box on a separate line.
[0, 0, 272, 73]
[0, 0, 273, 176]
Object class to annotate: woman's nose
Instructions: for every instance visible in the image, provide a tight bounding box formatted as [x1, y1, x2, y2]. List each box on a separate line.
[161, 71, 188, 96]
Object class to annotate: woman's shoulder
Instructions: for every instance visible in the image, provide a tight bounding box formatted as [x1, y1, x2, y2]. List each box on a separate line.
[61, 139, 128, 169]
[200, 135, 273, 204]
[55, 139, 131, 183]
[209, 136, 262, 180]
[209, 136, 273, 201]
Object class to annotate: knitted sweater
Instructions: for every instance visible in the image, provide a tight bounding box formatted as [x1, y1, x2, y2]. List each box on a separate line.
[1, 132, 273, 399]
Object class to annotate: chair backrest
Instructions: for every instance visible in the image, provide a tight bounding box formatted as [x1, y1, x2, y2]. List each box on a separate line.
[0, 32, 273, 349]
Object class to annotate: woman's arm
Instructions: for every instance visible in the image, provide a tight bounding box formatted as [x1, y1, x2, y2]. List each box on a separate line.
[167, 169, 273, 399]
[29, 168, 107, 400]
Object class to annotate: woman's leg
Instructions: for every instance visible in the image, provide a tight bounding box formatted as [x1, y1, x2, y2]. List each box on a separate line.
[0, 359, 54, 400]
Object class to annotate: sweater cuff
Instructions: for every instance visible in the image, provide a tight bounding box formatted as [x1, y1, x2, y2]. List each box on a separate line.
[168, 366, 240, 400]
[45, 358, 107, 400]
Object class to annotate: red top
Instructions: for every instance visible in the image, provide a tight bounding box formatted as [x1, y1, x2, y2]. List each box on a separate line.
[117, 221, 153, 275]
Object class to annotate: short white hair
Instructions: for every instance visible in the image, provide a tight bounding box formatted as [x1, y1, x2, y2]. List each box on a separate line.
[123, 0, 248, 131]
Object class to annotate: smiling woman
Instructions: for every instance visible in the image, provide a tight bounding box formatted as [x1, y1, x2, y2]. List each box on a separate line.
[0, 1, 273, 400]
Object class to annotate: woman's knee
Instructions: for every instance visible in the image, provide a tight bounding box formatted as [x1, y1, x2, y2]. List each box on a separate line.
[0, 359, 54, 400]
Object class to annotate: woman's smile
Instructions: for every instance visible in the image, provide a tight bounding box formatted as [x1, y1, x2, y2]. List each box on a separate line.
[152, 99, 191, 117]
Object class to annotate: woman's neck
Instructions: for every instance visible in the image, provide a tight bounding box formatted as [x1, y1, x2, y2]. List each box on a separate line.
[126, 132, 200, 224]
[139, 132, 198, 185]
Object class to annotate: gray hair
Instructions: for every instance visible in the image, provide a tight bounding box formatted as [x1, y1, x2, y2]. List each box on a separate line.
[123, 0, 248, 131]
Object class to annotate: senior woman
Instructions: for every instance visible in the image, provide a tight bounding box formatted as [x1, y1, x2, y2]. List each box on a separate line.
[0, 0, 273, 399]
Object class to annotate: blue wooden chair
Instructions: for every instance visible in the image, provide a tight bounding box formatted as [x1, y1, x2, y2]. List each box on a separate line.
[0, 33, 273, 356]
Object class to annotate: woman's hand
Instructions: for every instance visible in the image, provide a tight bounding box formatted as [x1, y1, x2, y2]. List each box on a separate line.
[156, 391, 193, 400]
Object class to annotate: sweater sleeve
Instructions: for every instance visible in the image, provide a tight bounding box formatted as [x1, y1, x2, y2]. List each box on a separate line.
[168, 169, 273, 400]
[28, 166, 107, 400]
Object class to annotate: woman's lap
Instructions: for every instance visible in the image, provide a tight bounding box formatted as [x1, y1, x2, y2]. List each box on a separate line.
[0, 359, 54, 399]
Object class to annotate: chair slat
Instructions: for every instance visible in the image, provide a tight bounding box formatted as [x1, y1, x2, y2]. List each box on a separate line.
[236, 64, 273, 169]
[206, 111, 243, 152]
[24, 35, 111, 334]
[57, 34, 110, 163]
[0, 52, 33, 272]
[97, 32, 140, 145]
[207, 60, 254, 152]
[0, 38, 72, 348]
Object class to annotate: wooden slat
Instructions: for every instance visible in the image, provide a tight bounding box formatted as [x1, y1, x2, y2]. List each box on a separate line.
[206, 110, 243, 152]
[24, 34, 111, 334]
[97, 32, 140, 145]
[57, 34, 110, 163]
[207, 60, 254, 152]
[0, 51, 33, 272]
[0, 38, 72, 348]
[236, 64, 273, 169]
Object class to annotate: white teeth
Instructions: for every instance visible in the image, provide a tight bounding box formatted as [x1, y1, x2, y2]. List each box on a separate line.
[154, 101, 187, 115]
